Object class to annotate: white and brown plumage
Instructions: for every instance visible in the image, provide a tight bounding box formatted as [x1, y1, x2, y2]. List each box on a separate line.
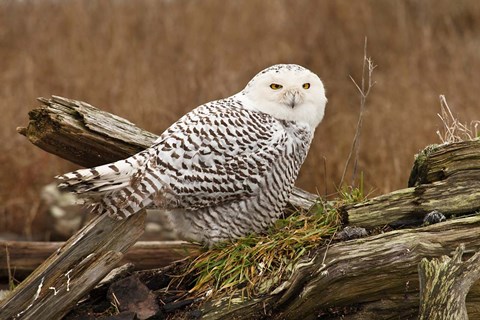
[56, 64, 327, 245]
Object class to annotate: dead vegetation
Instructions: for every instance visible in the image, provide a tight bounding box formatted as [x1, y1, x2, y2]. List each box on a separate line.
[436, 95, 480, 144]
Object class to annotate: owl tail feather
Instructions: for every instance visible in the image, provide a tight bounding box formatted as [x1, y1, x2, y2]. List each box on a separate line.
[55, 154, 159, 219]
[56, 159, 137, 195]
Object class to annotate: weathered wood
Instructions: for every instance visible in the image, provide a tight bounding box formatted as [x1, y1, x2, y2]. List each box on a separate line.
[418, 244, 480, 320]
[0, 211, 146, 319]
[17, 96, 157, 167]
[196, 216, 480, 319]
[0, 240, 201, 278]
[342, 170, 480, 228]
[408, 139, 480, 187]
[343, 140, 480, 229]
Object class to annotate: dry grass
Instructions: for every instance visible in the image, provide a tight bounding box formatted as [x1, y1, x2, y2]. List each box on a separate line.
[436, 95, 480, 143]
[1, 0, 480, 238]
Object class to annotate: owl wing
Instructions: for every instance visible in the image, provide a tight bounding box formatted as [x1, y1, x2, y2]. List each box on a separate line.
[147, 100, 286, 210]
[57, 99, 288, 218]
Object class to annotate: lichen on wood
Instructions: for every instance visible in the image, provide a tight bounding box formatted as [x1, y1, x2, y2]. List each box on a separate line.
[408, 139, 480, 187]
[419, 244, 480, 320]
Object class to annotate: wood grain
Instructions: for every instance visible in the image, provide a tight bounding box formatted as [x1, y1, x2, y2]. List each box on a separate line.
[199, 216, 480, 319]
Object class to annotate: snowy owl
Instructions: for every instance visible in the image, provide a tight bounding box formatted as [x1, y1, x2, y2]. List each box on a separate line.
[56, 64, 327, 245]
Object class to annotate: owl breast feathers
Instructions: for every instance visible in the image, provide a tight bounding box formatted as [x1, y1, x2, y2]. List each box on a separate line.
[56, 64, 327, 245]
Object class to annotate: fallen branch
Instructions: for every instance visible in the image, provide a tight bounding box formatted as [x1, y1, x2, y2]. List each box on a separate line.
[0, 240, 200, 278]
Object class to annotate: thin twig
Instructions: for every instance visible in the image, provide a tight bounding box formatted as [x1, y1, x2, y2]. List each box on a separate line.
[6, 245, 15, 291]
[110, 292, 121, 314]
[323, 156, 328, 198]
[340, 37, 376, 187]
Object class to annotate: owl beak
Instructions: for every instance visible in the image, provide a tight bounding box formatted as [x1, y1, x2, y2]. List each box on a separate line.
[285, 90, 299, 108]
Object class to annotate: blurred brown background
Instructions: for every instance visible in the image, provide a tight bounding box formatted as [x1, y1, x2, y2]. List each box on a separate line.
[0, 0, 479, 240]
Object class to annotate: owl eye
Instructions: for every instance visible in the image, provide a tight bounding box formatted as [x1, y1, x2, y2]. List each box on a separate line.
[270, 83, 283, 90]
[302, 83, 311, 89]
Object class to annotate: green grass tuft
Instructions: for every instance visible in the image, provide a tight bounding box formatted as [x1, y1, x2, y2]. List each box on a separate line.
[176, 198, 347, 299]
[338, 172, 367, 205]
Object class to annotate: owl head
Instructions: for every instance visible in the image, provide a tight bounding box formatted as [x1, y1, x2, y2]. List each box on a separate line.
[241, 64, 327, 129]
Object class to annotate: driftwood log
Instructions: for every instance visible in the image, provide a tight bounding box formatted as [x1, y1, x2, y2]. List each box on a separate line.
[2, 96, 480, 319]
[343, 140, 480, 228]
[199, 216, 480, 319]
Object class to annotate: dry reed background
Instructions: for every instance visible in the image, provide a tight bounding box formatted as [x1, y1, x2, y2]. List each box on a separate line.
[0, 0, 479, 239]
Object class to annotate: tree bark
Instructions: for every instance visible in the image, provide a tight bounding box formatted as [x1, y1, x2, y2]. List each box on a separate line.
[9, 96, 480, 319]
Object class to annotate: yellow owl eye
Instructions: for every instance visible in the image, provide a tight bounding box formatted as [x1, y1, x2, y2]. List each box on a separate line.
[302, 83, 311, 89]
[270, 83, 283, 90]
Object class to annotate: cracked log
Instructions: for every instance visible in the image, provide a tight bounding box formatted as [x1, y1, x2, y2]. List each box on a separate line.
[341, 140, 480, 229]
[341, 169, 480, 228]
[6, 96, 480, 319]
[408, 140, 480, 187]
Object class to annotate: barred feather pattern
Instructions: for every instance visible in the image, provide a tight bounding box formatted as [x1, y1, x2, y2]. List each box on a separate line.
[56, 64, 325, 245]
